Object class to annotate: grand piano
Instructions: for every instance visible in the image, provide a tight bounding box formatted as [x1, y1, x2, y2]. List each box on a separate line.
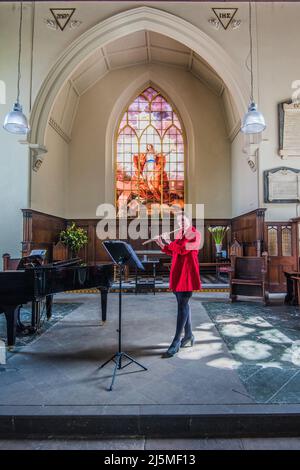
[0, 257, 114, 347]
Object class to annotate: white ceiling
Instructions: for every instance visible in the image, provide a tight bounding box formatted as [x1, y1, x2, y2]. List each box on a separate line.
[50, 31, 240, 142]
[71, 31, 225, 97]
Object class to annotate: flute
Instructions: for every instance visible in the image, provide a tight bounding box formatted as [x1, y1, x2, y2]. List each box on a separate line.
[142, 227, 181, 245]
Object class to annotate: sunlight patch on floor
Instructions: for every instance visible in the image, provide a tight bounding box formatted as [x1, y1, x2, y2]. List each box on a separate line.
[221, 324, 256, 338]
[256, 361, 284, 369]
[281, 342, 300, 366]
[258, 329, 293, 345]
[178, 339, 223, 360]
[206, 357, 241, 370]
[242, 316, 272, 328]
[233, 340, 273, 361]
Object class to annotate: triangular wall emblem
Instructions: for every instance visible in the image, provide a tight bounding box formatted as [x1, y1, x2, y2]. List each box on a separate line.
[50, 8, 76, 31]
[212, 8, 238, 30]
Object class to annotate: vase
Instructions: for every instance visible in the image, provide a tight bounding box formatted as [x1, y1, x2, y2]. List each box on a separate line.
[215, 243, 222, 253]
[70, 249, 79, 259]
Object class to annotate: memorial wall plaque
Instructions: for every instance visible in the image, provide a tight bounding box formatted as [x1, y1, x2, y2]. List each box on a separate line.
[279, 100, 300, 158]
[264, 167, 300, 203]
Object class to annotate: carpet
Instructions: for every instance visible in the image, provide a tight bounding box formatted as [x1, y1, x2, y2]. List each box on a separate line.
[0, 302, 82, 350]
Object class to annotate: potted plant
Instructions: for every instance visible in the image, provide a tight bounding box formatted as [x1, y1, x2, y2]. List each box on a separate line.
[208, 226, 229, 253]
[59, 222, 88, 258]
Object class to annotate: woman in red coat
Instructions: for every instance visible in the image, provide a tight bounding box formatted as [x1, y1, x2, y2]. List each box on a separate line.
[156, 212, 201, 358]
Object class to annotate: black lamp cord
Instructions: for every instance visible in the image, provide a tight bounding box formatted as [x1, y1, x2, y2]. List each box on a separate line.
[249, 1, 254, 103]
[16, 2, 23, 104]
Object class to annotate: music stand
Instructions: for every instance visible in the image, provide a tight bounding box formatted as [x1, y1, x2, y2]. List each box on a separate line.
[100, 241, 147, 391]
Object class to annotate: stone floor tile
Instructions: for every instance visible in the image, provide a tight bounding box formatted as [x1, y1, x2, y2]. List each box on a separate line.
[242, 438, 300, 450]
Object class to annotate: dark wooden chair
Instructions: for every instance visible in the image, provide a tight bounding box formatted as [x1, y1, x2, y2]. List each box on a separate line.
[289, 275, 300, 306]
[229, 237, 243, 257]
[229, 252, 269, 305]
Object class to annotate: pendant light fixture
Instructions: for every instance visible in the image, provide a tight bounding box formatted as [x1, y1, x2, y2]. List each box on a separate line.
[3, 2, 30, 135]
[241, 2, 266, 134]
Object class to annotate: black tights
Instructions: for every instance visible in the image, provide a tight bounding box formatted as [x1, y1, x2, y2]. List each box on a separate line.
[172, 291, 193, 344]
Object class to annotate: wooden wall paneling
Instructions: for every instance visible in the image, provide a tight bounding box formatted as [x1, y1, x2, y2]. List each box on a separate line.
[70, 219, 113, 263]
[52, 242, 68, 262]
[231, 208, 266, 256]
[21, 209, 66, 261]
[2, 253, 20, 270]
[19, 209, 269, 273]
[68, 217, 232, 264]
[265, 221, 298, 292]
[202, 218, 231, 263]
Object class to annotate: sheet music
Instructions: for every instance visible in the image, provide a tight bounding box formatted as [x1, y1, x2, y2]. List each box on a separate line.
[102, 241, 145, 270]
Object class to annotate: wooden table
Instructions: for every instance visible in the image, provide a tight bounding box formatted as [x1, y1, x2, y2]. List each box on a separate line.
[284, 271, 300, 305]
[135, 258, 160, 295]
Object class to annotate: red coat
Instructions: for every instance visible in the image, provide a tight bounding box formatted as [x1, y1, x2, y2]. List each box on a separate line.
[162, 226, 201, 292]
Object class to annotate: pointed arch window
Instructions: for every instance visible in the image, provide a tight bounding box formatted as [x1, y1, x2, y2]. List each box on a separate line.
[116, 86, 185, 214]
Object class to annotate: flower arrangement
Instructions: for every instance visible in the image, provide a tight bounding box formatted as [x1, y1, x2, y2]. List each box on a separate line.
[59, 222, 88, 257]
[208, 226, 229, 252]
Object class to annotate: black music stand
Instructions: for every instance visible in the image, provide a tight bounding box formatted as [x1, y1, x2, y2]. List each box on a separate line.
[100, 241, 147, 391]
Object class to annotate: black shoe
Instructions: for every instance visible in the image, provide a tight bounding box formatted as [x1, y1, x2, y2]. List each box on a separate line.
[180, 334, 195, 348]
[162, 341, 181, 358]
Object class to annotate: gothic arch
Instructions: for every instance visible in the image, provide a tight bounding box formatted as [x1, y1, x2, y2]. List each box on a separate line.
[30, 6, 248, 158]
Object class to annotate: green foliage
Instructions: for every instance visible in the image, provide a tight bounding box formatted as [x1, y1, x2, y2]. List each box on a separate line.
[60, 222, 88, 255]
[208, 226, 229, 244]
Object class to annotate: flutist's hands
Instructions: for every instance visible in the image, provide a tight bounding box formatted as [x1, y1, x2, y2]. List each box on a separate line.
[161, 232, 171, 244]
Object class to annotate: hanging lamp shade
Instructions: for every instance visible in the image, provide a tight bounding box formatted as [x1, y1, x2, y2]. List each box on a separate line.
[3, 3, 30, 135]
[3, 101, 30, 135]
[241, 101, 266, 135]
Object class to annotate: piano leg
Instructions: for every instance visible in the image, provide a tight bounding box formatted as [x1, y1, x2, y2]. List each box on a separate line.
[31, 301, 40, 330]
[3, 305, 20, 347]
[100, 289, 108, 322]
[46, 295, 53, 320]
[31, 301, 37, 328]
[16, 306, 27, 332]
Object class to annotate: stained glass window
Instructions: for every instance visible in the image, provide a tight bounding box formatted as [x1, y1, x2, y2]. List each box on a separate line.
[116, 86, 184, 214]
[268, 226, 278, 256]
[281, 226, 292, 256]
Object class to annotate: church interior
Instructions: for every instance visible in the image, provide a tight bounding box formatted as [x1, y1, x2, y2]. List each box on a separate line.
[1, 0, 300, 450]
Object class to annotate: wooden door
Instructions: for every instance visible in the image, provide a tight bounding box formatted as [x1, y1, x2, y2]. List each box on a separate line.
[265, 223, 298, 292]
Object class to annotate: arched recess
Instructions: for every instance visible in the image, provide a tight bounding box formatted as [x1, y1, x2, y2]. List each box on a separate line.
[29, 6, 248, 158]
[104, 72, 195, 205]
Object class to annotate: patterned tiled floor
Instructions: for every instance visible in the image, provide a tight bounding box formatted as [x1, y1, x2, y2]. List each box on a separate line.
[203, 301, 300, 403]
[0, 303, 82, 351]
[111, 273, 228, 293]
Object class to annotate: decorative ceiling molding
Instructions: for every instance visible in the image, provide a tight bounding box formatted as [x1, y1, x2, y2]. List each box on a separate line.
[48, 117, 71, 144]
